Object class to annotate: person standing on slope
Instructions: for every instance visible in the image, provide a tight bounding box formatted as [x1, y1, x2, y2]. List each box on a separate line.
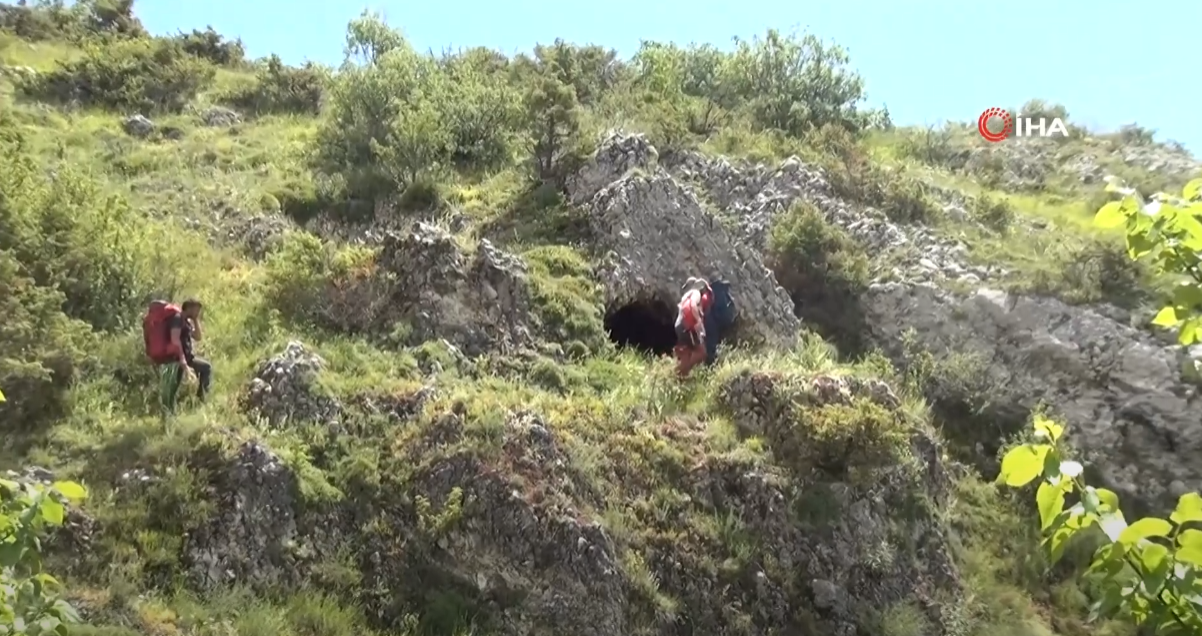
[163, 299, 212, 410]
[674, 277, 713, 378]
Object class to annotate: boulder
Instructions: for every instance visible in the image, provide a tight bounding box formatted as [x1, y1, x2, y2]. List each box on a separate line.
[573, 132, 800, 346]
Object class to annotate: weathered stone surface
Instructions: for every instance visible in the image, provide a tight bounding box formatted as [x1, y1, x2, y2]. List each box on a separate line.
[320, 222, 539, 357]
[662, 143, 1202, 510]
[863, 283, 1202, 504]
[573, 132, 800, 345]
[701, 371, 960, 635]
[122, 114, 155, 138]
[183, 441, 304, 590]
[242, 340, 343, 428]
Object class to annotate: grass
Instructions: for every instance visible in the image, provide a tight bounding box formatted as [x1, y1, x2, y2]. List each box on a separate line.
[0, 24, 1174, 636]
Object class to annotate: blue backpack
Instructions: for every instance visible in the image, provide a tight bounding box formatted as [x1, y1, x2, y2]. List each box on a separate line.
[702, 280, 737, 365]
[709, 280, 737, 331]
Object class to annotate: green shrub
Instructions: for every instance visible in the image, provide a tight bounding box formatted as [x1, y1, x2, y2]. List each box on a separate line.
[0, 0, 86, 41]
[263, 231, 338, 320]
[224, 54, 327, 116]
[169, 26, 244, 66]
[766, 201, 870, 352]
[879, 173, 941, 225]
[897, 125, 962, 168]
[0, 123, 155, 331]
[0, 115, 169, 428]
[1030, 237, 1154, 309]
[19, 36, 215, 113]
[0, 479, 89, 635]
[969, 194, 1016, 233]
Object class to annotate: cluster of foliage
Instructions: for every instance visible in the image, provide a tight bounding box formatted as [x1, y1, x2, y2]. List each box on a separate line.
[223, 54, 327, 116]
[1094, 177, 1202, 346]
[0, 111, 165, 429]
[0, 470, 88, 635]
[168, 26, 244, 67]
[0, 0, 145, 42]
[302, 12, 891, 206]
[17, 36, 216, 113]
[999, 415, 1202, 634]
[765, 201, 870, 351]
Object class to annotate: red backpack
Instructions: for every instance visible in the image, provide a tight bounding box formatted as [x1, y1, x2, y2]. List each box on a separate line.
[142, 300, 181, 364]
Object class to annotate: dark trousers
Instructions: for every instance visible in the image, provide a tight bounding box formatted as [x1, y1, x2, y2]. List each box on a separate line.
[160, 357, 212, 413]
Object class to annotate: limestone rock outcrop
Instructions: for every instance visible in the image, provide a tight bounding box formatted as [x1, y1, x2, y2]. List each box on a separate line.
[571, 132, 800, 345]
[660, 144, 1201, 508]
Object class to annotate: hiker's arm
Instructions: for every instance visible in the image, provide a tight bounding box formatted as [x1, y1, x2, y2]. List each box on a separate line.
[170, 327, 187, 366]
[190, 318, 202, 341]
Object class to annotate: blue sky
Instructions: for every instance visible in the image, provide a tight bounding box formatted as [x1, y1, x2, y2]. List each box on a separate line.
[134, 0, 1197, 152]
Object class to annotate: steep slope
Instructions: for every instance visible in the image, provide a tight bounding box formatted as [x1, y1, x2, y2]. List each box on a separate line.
[2, 5, 1195, 636]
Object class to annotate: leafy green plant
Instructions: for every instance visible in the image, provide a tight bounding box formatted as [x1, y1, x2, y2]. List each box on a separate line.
[1094, 177, 1202, 345]
[998, 415, 1202, 634]
[1, 477, 88, 635]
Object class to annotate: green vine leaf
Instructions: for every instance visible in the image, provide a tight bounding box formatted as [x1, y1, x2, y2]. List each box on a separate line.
[1118, 517, 1173, 546]
[1171, 492, 1202, 525]
[998, 443, 1049, 487]
[1037, 481, 1066, 530]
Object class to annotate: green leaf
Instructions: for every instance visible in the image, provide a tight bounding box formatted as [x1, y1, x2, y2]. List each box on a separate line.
[1126, 232, 1157, 259]
[1046, 526, 1075, 564]
[1171, 283, 1202, 312]
[1175, 212, 1202, 250]
[1151, 306, 1180, 328]
[998, 443, 1049, 487]
[1184, 178, 1202, 202]
[1118, 517, 1173, 546]
[1032, 414, 1064, 442]
[1094, 201, 1127, 228]
[1177, 528, 1202, 567]
[1139, 543, 1171, 592]
[1178, 317, 1202, 346]
[1171, 492, 1202, 525]
[1081, 487, 1101, 515]
[1095, 487, 1121, 512]
[0, 387, 5, 402]
[1037, 481, 1066, 530]
[1088, 583, 1124, 622]
[49, 481, 87, 503]
[39, 498, 64, 525]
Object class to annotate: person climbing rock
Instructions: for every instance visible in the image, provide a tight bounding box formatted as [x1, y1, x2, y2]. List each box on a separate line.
[143, 298, 212, 413]
[674, 277, 713, 378]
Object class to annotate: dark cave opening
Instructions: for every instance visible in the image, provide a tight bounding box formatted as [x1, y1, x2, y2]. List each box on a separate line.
[604, 299, 677, 356]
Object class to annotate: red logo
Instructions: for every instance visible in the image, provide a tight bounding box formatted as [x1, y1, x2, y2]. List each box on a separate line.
[977, 107, 1013, 143]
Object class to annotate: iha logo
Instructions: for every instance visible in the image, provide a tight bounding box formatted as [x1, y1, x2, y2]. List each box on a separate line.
[977, 107, 1068, 143]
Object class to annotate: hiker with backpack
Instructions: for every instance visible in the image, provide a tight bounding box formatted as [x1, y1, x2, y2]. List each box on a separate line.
[673, 277, 738, 379]
[142, 298, 211, 413]
[674, 278, 714, 378]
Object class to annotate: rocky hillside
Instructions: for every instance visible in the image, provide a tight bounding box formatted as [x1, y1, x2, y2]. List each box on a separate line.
[1, 4, 1197, 636]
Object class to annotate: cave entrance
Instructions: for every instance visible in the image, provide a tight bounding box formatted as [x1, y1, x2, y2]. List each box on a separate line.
[605, 298, 677, 356]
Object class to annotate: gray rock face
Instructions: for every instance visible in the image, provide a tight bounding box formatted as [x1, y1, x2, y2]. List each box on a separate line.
[242, 341, 343, 428]
[122, 114, 155, 138]
[309, 221, 539, 356]
[573, 132, 800, 345]
[183, 441, 304, 591]
[710, 371, 961, 636]
[865, 284, 1202, 504]
[663, 146, 1202, 508]
[200, 105, 241, 127]
[366, 410, 629, 636]
[375, 222, 538, 356]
